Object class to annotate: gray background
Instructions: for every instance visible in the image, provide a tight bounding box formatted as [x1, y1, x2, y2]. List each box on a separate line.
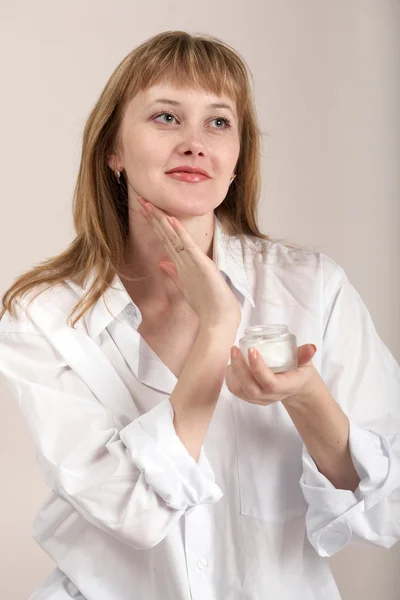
[0, 1, 399, 598]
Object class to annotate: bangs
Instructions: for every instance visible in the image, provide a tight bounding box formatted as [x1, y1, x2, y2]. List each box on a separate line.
[125, 32, 249, 123]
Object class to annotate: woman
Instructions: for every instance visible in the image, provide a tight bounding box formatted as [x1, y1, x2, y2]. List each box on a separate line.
[1, 31, 399, 600]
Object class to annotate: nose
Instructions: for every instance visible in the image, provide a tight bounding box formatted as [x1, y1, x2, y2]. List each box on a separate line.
[176, 126, 206, 157]
[183, 146, 204, 157]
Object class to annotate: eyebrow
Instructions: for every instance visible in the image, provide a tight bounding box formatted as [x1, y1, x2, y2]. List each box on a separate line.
[148, 98, 236, 116]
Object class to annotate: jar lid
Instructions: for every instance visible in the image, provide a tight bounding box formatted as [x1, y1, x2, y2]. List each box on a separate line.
[243, 324, 289, 339]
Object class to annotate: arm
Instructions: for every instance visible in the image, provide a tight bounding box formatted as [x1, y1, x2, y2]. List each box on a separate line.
[171, 324, 236, 462]
[0, 319, 231, 550]
[282, 377, 361, 492]
[291, 255, 400, 558]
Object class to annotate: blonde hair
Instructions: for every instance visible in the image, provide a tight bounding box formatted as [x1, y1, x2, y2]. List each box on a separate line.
[1, 30, 305, 328]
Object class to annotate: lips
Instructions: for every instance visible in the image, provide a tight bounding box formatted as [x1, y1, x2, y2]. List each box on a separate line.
[165, 166, 211, 178]
[166, 171, 210, 183]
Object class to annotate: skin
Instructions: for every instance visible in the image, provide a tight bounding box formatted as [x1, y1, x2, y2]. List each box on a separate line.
[108, 82, 239, 314]
[140, 200, 361, 492]
[108, 84, 361, 493]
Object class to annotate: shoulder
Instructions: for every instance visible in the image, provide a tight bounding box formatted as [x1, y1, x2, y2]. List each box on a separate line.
[243, 235, 344, 277]
[241, 235, 347, 306]
[0, 280, 81, 337]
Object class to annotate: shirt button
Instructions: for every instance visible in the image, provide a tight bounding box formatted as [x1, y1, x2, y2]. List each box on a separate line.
[124, 304, 136, 317]
[197, 558, 208, 570]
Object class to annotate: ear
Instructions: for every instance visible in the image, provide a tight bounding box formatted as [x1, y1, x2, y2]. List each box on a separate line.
[107, 153, 122, 172]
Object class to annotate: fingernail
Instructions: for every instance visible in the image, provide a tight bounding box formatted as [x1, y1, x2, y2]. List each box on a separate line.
[249, 348, 258, 360]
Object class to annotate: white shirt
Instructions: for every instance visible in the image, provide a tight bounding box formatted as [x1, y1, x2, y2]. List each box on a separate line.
[1, 214, 399, 600]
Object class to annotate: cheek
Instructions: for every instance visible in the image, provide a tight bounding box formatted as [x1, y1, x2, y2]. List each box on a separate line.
[215, 139, 240, 172]
[231, 139, 241, 164]
[125, 137, 166, 180]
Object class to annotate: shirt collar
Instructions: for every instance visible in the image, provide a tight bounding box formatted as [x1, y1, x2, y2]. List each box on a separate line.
[66, 213, 255, 340]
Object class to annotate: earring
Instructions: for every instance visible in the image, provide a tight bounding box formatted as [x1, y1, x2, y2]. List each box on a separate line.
[114, 169, 121, 184]
[229, 174, 236, 185]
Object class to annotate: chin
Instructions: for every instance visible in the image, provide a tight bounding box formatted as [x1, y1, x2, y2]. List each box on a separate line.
[154, 196, 216, 218]
[174, 207, 215, 219]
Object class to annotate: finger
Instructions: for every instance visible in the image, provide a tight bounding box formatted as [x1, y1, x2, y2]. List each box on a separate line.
[140, 198, 194, 252]
[226, 363, 266, 405]
[231, 348, 264, 398]
[136, 196, 147, 208]
[225, 364, 247, 398]
[152, 210, 198, 258]
[246, 349, 280, 390]
[168, 215, 222, 280]
[141, 202, 186, 266]
[141, 202, 204, 269]
[247, 348, 304, 392]
[164, 216, 198, 253]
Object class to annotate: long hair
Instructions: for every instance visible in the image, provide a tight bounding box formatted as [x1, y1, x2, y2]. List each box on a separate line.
[1, 30, 306, 328]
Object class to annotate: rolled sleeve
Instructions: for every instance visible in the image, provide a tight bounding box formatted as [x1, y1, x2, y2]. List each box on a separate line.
[0, 328, 223, 549]
[301, 255, 400, 557]
[120, 398, 223, 511]
[301, 419, 400, 557]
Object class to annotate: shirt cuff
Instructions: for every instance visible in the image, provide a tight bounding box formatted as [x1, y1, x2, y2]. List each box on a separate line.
[119, 398, 223, 511]
[300, 418, 391, 557]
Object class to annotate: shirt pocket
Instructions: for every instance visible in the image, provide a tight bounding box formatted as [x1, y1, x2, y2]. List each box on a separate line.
[232, 396, 308, 522]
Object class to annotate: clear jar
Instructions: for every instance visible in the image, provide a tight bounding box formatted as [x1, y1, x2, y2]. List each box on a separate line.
[238, 324, 298, 373]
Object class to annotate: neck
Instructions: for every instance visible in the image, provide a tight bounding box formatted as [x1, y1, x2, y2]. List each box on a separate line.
[122, 204, 215, 309]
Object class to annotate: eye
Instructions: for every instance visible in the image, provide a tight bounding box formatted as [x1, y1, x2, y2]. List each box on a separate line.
[153, 111, 232, 130]
[154, 111, 178, 125]
[210, 117, 232, 129]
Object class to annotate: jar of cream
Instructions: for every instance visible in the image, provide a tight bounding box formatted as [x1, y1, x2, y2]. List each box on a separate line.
[238, 324, 298, 373]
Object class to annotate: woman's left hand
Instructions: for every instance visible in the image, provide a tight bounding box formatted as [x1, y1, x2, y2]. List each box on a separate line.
[224, 344, 321, 406]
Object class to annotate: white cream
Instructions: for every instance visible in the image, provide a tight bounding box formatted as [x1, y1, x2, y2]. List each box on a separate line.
[238, 324, 298, 373]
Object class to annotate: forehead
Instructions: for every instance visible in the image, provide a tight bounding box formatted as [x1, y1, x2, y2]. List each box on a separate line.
[129, 82, 237, 115]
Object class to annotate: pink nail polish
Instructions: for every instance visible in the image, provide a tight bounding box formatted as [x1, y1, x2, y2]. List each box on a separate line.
[249, 348, 258, 360]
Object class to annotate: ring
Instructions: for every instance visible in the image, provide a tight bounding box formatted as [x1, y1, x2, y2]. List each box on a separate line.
[175, 244, 185, 253]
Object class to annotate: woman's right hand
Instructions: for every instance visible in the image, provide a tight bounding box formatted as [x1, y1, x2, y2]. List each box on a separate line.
[137, 196, 242, 333]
